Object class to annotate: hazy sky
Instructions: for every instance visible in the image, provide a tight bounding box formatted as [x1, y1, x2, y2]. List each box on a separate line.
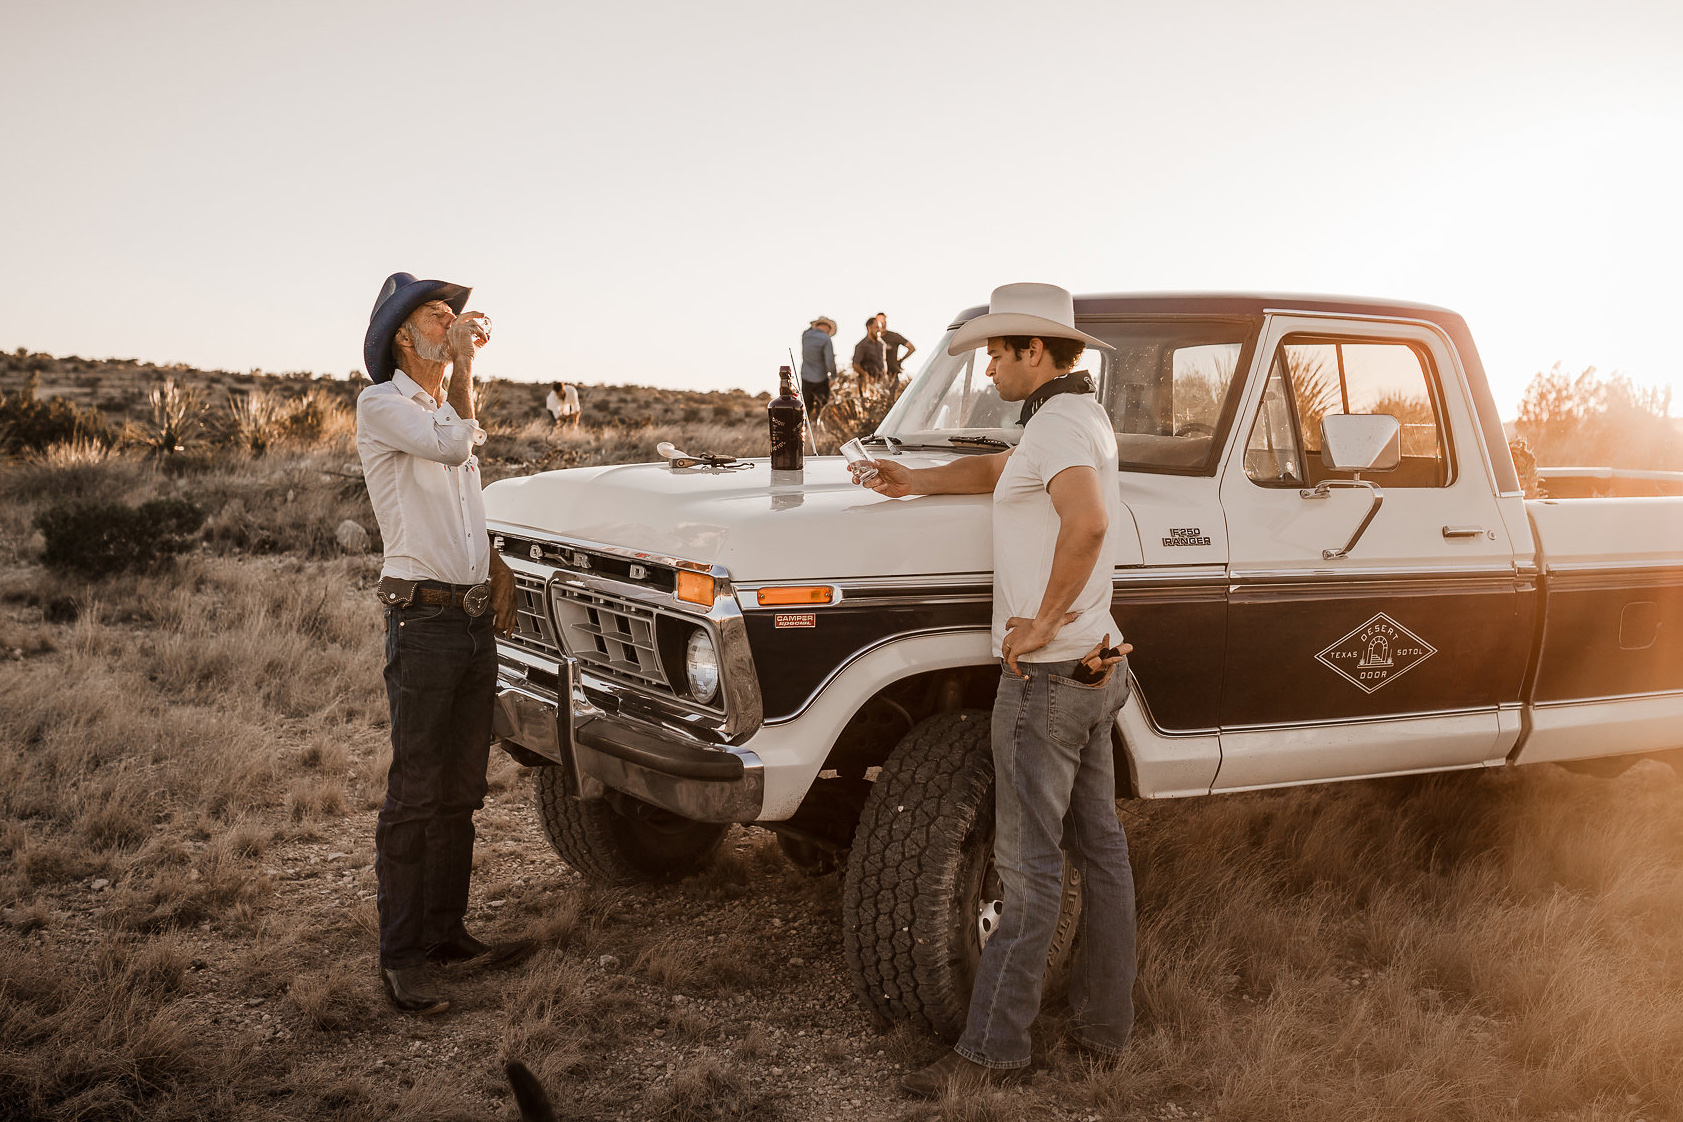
[3, 0, 1679, 417]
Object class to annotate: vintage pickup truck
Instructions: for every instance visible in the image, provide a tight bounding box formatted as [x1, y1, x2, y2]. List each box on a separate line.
[483, 293, 1683, 1039]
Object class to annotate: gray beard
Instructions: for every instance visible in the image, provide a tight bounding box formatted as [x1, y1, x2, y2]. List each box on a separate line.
[411, 331, 450, 363]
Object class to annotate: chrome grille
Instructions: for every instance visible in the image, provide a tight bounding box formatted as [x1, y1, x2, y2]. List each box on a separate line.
[505, 572, 562, 661]
[550, 585, 670, 691]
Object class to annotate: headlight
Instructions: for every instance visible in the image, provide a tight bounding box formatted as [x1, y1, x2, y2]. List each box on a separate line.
[685, 629, 719, 703]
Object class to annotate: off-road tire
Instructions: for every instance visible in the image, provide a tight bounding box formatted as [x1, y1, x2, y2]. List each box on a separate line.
[531, 766, 728, 885]
[842, 709, 1083, 1040]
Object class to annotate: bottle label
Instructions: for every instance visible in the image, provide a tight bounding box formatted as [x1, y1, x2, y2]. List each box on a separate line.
[770, 406, 805, 470]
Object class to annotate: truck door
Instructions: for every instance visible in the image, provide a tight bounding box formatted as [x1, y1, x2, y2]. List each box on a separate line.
[1213, 314, 1531, 790]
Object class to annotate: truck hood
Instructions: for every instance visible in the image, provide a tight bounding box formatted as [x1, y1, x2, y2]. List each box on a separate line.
[485, 454, 1143, 583]
[485, 455, 990, 582]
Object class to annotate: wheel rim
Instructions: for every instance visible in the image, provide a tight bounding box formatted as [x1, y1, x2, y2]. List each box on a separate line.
[976, 858, 1004, 949]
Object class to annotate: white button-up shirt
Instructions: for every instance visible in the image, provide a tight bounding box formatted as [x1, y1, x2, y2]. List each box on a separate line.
[357, 369, 490, 585]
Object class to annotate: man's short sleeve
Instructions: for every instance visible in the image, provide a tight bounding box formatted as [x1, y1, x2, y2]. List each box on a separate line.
[1019, 403, 1107, 490]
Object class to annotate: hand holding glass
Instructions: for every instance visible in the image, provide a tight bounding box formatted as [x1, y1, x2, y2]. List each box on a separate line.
[841, 438, 879, 484]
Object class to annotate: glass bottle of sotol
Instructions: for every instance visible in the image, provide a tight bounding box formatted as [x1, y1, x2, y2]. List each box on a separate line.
[768, 365, 805, 471]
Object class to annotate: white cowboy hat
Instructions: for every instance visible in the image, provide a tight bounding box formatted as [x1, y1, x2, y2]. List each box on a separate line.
[947, 282, 1112, 355]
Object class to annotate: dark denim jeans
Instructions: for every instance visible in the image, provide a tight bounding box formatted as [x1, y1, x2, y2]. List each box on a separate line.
[955, 658, 1138, 1069]
[376, 600, 497, 970]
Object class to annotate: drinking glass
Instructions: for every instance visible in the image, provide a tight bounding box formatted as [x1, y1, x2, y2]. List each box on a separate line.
[841, 437, 879, 483]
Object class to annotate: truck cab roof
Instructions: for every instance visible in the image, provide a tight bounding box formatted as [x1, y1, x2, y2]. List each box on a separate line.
[948, 292, 1463, 329]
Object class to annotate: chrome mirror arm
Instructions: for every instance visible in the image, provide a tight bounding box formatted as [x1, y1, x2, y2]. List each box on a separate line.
[1298, 478, 1385, 559]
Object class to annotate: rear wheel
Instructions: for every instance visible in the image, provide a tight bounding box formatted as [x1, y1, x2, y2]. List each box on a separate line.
[531, 766, 728, 885]
[842, 710, 1082, 1040]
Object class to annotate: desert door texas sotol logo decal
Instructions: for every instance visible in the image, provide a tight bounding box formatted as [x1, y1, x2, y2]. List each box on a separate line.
[1315, 613, 1437, 693]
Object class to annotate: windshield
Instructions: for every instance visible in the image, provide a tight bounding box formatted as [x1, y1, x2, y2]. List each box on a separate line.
[880, 317, 1261, 474]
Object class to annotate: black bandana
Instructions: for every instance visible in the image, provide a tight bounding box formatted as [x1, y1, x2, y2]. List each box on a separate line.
[1017, 370, 1096, 426]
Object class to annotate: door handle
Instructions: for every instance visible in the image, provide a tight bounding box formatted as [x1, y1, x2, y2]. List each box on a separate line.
[1442, 525, 1485, 538]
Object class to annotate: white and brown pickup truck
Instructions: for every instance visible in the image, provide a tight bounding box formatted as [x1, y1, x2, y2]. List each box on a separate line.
[483, 293, 1683, 1038]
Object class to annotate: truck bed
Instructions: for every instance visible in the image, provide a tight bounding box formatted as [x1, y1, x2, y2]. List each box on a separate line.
[1516, 496, 1683, 765]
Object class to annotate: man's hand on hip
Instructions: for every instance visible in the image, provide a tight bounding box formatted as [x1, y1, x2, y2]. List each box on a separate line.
[1002, 611, 1080, 674]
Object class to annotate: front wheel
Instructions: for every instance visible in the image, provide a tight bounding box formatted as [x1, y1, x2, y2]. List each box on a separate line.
[841, 710, 1082, 1040]
[531, 766, 728, 885]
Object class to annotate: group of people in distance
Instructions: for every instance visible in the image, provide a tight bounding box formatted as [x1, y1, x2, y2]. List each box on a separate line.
[799, 311, 914, 413]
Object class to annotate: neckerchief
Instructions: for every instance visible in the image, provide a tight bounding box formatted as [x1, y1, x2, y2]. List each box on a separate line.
[1017, 370, 1096, 426]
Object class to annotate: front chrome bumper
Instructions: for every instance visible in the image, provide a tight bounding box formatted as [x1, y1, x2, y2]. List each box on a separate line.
[492, 655, 764, 824]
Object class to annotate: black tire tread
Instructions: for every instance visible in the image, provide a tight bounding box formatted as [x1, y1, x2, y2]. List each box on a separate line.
[532, 766, 726, 886]
[842, 710, 994, 1039]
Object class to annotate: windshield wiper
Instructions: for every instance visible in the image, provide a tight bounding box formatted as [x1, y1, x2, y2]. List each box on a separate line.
[860, 434, 902, 448]
[946, 435, 1012, 450]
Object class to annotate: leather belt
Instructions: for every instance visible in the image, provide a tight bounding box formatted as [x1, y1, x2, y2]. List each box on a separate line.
[378, 576, 492, 618]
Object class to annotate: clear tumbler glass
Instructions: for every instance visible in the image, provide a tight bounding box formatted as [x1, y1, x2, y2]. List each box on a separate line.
[841, 437, 879, 484]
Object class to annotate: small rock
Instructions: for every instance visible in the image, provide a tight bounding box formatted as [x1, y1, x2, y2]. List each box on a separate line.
[335, 519, 370, 554]
[488, 899, 506, 907]
[90, 878, 110, 891]
[788, 957, 805, 967]
[597, 954, 620, 970]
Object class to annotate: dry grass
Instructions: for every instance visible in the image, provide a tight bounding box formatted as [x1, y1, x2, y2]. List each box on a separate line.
[2, 372, 1683, 1120]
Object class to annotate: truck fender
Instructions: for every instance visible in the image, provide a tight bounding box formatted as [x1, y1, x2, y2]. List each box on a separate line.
[742, 630, 993, 820]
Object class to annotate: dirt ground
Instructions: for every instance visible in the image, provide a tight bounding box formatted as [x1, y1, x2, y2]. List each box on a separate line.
[8, 761, 1135, 1122]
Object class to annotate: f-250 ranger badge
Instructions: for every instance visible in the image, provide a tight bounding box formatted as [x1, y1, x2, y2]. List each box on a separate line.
[1316, 613, 1437, 693]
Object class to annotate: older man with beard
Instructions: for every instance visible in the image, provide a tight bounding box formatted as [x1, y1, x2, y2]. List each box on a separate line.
[357, 272, 527, 1015]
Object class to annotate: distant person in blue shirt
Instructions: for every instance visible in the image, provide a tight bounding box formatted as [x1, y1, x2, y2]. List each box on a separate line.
[801, 316, 838, 413]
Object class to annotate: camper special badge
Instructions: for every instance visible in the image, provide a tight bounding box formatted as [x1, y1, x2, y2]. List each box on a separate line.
[1316, 613, 1436, 693]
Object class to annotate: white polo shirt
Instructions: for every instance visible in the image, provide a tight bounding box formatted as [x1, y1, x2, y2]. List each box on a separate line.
[356, 369, 490, 586]
[992, 392, 1125, 662]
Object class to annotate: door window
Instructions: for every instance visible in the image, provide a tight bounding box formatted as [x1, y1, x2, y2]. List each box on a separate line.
[1244, 336, 1451, 487]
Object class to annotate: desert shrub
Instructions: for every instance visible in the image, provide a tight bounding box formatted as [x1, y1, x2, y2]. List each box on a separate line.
[222, 387, 354, 453]
[0, 373, 115, 453]
[1514, 364, 1681, 469]
[131, 378, 207, 458]
[35, 497, 205, 577]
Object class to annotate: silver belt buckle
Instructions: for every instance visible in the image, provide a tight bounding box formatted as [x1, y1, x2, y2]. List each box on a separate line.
[461, 582, 491, 618]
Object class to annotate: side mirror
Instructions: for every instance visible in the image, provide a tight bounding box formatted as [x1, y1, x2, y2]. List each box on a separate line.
[1320, 414, 1401, 474]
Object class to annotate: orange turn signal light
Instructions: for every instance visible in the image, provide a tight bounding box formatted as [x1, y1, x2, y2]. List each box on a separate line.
[676, 570, 716, 606]
[756, 586, 834, 607]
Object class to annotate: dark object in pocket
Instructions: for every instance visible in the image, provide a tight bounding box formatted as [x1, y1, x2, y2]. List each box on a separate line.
[1071, 642, 1125, 685]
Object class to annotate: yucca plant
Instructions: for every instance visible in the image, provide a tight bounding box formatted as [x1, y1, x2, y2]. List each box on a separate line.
[135, 378, 205, 458]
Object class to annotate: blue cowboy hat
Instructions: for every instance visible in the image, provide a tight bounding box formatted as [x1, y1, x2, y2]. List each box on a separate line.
[363, 271, 472, 383]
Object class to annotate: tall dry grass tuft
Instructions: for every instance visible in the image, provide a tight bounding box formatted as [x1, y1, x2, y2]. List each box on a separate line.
[0, 935, 248, 1120]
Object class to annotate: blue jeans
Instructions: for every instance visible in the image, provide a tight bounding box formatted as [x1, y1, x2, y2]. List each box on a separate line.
[376, 600, 497, 970]
[955, 658, 1137, 1068]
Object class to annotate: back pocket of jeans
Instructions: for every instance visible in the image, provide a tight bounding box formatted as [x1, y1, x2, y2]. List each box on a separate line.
[1047, 673, 1107, 749]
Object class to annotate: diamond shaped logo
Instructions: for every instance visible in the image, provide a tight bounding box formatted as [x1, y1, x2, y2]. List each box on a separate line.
[1315, 612, 1437, 693]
